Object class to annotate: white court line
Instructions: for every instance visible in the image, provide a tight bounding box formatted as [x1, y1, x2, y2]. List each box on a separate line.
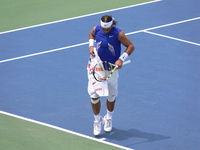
[0, 111, 134, 150]
[0, 17, 199, 64]
[143, 30, 200, 46]
[126, 16, 200, 35]
[0, 42, 88, 63]
[0, 0, 162, 35]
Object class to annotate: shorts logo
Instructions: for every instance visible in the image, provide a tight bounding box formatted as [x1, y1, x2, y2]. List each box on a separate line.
[95, 88, 102, 91]
[88, 64, 103, 71]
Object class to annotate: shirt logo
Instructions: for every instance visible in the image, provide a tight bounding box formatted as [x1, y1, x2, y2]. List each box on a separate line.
[108, 43, 115, 56]
[109, 35, 114, 38]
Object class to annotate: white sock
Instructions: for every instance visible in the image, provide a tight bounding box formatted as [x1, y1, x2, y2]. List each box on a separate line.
[106, 110, 113, 119]
[94, 114, 101, 122]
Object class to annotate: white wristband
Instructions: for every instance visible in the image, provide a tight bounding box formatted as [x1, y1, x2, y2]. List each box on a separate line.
[89, 39, 95, 47]
[119, 52, 128, 61]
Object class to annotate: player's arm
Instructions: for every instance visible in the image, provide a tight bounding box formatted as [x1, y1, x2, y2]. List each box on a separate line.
[89, 26, 96, 56]
[119, 31, 135, 55]
[116, 31, 135, 68]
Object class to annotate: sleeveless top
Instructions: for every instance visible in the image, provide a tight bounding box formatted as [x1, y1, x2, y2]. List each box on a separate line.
[94, 25, 121, 64]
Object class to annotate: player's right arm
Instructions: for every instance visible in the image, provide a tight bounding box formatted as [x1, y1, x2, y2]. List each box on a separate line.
[89, 26, 96, 56]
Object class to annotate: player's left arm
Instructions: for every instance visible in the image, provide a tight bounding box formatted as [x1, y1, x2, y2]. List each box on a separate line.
[116, 31, 135, 68]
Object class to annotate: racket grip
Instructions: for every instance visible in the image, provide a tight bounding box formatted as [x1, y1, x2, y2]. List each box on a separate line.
[122, 60, 131, 65]
[115, 60, 131, 68]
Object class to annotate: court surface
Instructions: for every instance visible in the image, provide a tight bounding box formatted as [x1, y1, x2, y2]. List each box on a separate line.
[0, 0, 200, 150]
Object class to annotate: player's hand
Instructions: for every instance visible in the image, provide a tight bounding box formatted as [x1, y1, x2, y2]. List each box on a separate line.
[115, 59, 123, 69]
[89, 46, 95, 56]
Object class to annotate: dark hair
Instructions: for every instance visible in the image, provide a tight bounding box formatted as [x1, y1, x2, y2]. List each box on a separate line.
[101, 15, 118, 26]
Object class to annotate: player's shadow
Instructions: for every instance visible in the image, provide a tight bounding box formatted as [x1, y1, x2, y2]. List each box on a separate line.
[99, 128, 171, 145]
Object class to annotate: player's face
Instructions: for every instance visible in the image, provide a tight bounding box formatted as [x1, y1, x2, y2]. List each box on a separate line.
[102, 26, 112, 34]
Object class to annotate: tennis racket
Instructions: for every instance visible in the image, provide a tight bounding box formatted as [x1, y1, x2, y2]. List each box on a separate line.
[92, 60, 131, 82]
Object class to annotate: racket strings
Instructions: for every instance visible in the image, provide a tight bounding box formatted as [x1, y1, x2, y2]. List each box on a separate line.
[92, 61, 106, 81]
[92, 61, 116, 82]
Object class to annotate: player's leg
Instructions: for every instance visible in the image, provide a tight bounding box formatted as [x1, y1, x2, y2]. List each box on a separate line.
[91, 98, 100, 115]
[104, 71, 119, 132]
[91, 98, 104, 136]
[106, 98, 116, 112]
[88, 80, 104, 136]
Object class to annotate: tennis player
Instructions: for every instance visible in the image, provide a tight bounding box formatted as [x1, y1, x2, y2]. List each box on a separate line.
[88, 15, 135, 136]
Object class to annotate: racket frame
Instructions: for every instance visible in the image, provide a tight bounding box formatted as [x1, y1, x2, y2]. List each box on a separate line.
[92, 60, 131, 82]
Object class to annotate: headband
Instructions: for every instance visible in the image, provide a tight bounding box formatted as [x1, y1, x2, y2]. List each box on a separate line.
[100, 18, 113, 28]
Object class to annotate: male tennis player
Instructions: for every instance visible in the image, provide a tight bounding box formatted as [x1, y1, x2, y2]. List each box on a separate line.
[88, 15, 135, 136]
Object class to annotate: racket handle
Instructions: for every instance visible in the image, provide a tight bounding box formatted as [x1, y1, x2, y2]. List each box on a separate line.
[122, 60, 131, 65]
[114, 60, 131, 68]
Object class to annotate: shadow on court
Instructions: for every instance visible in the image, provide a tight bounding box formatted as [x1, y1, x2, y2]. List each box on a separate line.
[98, 128, 171, 145]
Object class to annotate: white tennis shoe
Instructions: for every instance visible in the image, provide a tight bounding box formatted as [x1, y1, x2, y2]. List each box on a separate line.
[104, 115, 112, 132]
[93, 117, 104, 136]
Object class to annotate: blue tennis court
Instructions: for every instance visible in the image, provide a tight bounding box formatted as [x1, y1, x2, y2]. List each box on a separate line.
[0, 0, 200, 149]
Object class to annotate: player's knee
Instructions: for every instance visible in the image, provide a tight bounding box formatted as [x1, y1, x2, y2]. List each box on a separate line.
[107, 98, 116, 102]
[91, 98, 100, 104]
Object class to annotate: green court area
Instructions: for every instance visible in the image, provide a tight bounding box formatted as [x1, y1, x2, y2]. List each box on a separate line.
[0, 0, 152, 32]
[0, 113, 124, 150]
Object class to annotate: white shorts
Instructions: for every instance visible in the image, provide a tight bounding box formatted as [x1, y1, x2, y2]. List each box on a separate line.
[88, 70, 119, 100]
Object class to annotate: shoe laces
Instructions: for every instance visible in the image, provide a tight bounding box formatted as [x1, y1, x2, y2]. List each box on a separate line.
[94, 120, 102, 130]
[105, 118, 112, 127]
